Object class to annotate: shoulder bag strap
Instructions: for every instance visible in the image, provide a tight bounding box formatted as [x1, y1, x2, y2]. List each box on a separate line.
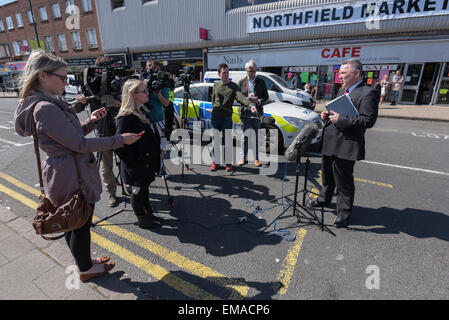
[31, 102, 45, 196]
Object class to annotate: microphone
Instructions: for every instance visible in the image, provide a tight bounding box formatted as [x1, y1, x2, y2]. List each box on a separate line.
[285, 122, 319, 161]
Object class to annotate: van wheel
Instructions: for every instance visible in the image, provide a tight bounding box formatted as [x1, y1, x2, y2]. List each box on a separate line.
[261, 124, 284, 155]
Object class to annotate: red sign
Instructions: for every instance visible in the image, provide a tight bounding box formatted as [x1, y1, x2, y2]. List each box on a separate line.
[321, 47, 361, 59]
[199, 28, 208, 40]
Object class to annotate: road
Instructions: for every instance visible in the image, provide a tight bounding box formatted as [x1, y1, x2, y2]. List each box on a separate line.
[0, 97, 448, 299]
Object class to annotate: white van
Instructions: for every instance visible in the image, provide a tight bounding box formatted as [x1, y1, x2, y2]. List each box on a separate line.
[204, 70, 316, 110]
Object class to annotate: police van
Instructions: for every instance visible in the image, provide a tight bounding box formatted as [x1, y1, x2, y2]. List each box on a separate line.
[203, 71, 316, 110]
[172, 82, 323, 154]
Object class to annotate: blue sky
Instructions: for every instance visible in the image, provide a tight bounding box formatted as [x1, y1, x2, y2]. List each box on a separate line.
[0, 0, 17, 6]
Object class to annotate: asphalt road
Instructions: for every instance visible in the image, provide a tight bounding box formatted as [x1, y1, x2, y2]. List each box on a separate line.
[0, 97, 448, 300]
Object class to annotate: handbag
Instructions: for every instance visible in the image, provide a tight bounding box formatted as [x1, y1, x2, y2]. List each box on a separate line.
[31, 103, 93, 241]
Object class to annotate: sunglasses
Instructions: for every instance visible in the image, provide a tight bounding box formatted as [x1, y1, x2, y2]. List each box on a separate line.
[135, 89, 149, 94]
[45, 71, 68, 83]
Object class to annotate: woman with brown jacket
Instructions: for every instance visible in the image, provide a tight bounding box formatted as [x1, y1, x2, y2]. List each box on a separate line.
[14, 50, 141, 282]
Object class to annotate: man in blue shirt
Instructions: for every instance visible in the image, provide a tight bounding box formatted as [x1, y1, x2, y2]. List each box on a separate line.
[142, 60, 170, 170]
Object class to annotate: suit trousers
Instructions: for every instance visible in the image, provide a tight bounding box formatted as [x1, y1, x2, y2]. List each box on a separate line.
[318, 155, 356, 219]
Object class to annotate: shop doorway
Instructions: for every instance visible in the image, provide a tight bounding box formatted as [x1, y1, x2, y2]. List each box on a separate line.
[416, 63, 440, 105]
[400, 63, 423, 104]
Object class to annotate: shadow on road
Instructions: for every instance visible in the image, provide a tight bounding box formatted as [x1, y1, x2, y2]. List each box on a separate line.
[347, 206, 449, 242]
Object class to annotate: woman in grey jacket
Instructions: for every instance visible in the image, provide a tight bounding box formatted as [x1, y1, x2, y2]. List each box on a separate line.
[14, 50, 141, 282]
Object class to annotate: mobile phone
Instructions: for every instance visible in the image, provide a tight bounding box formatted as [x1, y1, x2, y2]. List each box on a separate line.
[137, 131, 145, 136]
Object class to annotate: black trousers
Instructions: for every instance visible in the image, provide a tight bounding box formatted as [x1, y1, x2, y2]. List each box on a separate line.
[318, 155, 356, 219]
[131, 184, 151, 217]
[64, 204, 94, 272]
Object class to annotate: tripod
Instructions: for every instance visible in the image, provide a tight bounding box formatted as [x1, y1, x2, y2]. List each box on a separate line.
[91, 152, 134, 227]
[261, 153, 335, 236]
[176, 83, 201, 178]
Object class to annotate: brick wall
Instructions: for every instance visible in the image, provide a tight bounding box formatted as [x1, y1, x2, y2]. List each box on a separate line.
[0, 0, 103, 64]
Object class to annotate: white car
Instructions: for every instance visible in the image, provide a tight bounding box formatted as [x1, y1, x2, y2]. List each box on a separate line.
[63, 74, 78, 99]
[172, 82, 323, 154]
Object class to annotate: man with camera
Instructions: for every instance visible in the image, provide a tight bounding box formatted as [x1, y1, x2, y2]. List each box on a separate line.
[142, 60, 170, 172]
[73, 56, 122, 207]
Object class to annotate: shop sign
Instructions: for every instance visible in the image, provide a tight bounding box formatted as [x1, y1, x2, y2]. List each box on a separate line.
[65, 58, 97, 66]
[363, 64, 398, 71]
[133, 49, 203, 62]
[7, 62, 26, 71]
[208, 40, 449, 69]
[248, 0, 449, 33]
[289, 66, 317, 72]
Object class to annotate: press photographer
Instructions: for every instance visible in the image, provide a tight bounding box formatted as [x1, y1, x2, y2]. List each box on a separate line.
[73, 56, 129, 207]
[141, 60, 173, 174]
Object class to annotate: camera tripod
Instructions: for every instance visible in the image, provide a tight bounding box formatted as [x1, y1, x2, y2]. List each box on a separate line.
[175, 82, 201, 179]
[261, 153, 335, 236]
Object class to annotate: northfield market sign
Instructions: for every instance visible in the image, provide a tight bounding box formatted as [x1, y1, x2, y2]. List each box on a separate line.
[248, 0, 449, 33]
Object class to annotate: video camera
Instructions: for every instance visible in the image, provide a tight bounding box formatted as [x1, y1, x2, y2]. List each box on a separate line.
[178, 66, 194, 90]
[82, 57, 136, 99]
[145, 70, 174, 92]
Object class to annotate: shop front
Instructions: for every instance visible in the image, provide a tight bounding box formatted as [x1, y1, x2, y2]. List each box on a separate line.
[132, 49, 204, 81]
[207, 38, 449, 105]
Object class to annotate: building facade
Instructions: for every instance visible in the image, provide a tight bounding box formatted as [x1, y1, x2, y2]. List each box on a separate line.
[97, 0, 449, 105]
[0, 0, 103, 89]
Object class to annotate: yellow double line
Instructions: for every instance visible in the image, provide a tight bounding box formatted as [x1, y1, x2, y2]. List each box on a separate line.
[1, 172, 308, 298]
[0, 172, 250, 299]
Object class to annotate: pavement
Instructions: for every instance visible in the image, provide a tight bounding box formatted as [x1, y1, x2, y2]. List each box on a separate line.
[0, 94, 448, 301]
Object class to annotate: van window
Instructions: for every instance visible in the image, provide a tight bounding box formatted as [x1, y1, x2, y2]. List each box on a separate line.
[174, 89, 184, 99]
[189, 86, 208, 101]
[270, 74, 295, 90]
[259, 76, 281, 92]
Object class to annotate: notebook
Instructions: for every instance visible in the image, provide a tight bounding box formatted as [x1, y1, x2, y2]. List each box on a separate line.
[325, 94, 359, 117]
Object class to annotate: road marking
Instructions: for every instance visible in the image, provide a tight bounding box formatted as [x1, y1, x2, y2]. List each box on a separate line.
[0, 183, 38, 209]
[93, 217, 249, 299]
[275, 228, 307, 295]
[0, 137, 33, 147]
[354, 177, 393, 188]
[0, 183, 221, 299]
[361, 160, 449, 177]
[90, 232, 221, 300]
[0, 173, 41, 197]
[0, 174, 247, 299]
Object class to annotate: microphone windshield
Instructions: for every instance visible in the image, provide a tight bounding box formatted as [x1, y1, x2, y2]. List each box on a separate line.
[285, 122, 319, 161]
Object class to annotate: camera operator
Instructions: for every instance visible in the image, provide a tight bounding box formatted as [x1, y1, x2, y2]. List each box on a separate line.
[142, 61, 170, 161]
[73, 56, 122, 208]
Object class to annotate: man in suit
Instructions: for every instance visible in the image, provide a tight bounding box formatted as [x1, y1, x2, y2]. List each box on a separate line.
[312, 59, 379, 228]
[237, 59, 269, 167]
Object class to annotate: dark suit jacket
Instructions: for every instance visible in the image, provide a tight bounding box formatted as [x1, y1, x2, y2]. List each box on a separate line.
[238, 76, 269, 119]
[321, 82, 379, 161]
[115, 114, 161, 186]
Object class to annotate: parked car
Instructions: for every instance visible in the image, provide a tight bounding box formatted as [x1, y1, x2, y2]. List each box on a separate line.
[204, 70, 316, 111]
[172, 82, 323, 154]
[63, 74, 78, 100]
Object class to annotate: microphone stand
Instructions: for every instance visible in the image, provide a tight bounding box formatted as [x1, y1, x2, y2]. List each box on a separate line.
[261, 152, 335, 236]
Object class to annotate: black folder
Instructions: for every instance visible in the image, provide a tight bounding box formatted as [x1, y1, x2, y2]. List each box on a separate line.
[325, 94, 359, 117]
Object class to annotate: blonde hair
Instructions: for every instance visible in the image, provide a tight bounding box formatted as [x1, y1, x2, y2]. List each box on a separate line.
[117, 79, 149, 124]
[19, 49, 67, 103]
